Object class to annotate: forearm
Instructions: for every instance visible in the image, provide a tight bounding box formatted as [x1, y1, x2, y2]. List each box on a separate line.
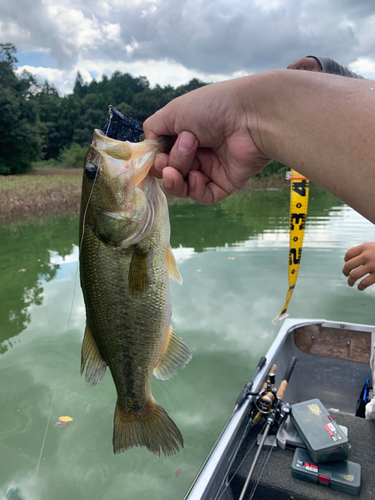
[242, 70, 375, 222]
[144, 69, 375, 220]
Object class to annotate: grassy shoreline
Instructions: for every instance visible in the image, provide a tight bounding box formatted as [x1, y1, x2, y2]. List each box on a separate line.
[0, 169, 82, 226]
[0, 169, 288, 226]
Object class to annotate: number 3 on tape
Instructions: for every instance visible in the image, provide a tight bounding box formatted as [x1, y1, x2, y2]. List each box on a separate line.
[273, 170, 309, 324]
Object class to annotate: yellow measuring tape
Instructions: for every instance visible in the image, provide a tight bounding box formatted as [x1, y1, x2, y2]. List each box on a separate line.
[273, 169, 309, 324]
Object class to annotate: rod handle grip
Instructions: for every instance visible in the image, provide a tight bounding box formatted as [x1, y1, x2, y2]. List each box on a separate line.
[276, 380, 288, 400]
[261, 364, 277, 390]
[276, 357, 297, 401]
[283, 356, 297, 384]
[257, 356, 267, 370]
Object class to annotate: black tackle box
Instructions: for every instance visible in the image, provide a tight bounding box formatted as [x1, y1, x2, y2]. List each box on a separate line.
[292, 447, 361, 496]
[291, 398, 350, 463]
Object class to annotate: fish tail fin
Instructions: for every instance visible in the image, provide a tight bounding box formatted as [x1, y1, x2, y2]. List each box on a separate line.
[113, 399, 183, 457]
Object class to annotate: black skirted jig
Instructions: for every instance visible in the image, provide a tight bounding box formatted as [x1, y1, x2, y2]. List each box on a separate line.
[102, 105, 143, 143]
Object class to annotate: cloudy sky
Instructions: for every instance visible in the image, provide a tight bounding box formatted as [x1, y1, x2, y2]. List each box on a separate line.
[2, 0, 375, 95]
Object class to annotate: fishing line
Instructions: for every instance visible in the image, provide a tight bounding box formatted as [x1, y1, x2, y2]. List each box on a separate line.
[247, 442, 275, 500]
[79, 113, 112, 252]
[217, 422, 266, 500]
[35, 115, 112, 478]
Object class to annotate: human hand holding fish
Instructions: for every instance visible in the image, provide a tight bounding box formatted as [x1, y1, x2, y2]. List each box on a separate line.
[144, 69, 375, 225]
[144, 77, 269, 204]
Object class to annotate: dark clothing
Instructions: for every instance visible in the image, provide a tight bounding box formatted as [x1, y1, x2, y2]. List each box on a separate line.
[307, 55, 364, 79]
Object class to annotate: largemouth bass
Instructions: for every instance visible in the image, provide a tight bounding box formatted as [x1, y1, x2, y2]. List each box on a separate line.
[79, 127, 192, 456]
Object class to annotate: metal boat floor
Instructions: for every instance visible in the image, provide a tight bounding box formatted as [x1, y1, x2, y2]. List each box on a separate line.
[227, 412, 375, 500]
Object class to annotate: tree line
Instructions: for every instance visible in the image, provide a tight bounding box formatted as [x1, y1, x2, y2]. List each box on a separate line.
[0, 43, 207, 174]
[0, 42, 287, 178]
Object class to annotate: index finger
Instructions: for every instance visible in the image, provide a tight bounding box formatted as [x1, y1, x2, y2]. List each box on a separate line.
[143, 103, 178, 140]
[344, 244, 364, 262]
[342, 255, 364, 276]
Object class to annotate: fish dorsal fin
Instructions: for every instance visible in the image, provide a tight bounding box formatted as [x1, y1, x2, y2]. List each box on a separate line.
[129, 245, 153, 296]
[166, 246, 182, 285]
[154, 326, 192, 380]
[81, 321, 107, 387]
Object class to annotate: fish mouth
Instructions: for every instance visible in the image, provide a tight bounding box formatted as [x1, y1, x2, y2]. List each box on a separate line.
[92, 129, 171, 186]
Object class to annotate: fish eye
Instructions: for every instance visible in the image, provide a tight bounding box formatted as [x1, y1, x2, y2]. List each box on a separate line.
[85, 163, 98, 181]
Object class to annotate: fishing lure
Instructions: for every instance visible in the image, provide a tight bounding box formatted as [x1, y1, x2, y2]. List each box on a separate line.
[102, 105, 144, 143]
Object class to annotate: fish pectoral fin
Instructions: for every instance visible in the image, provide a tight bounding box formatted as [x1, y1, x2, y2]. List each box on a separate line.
[154, 326, 192, 380]
[166, 246, 183, 284]
[80, 321, 107, 387]
[129, 245, 153, 297]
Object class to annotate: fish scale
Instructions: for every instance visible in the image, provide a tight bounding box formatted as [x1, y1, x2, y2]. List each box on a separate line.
[82, 226, 166, 407]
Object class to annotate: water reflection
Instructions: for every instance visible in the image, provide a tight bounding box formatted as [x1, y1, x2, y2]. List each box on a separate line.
[0, 185, 346, 353]
[169, 185, 341, 251]
[0, 219, 78, 352]
[6, 488, 25, 500]
[1, 186, 375, 500]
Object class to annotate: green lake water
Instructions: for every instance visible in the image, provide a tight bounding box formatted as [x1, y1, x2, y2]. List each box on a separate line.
[1, 185, 375, 500]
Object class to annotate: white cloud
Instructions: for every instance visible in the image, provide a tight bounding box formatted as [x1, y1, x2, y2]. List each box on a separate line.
[0, 21, 29, 40]
[15, 65, 84, 95]
[103, 23, 122, 43]
[141, 4, 157, 17]
[49, 247, 79, 265]
[5, 0, 375, 94]
[15, 56, 249, 95]
[356, 13, 375, 54]
[349, 58, 375, 80]
[46, 6, 102, 56]
[171, 246, 195, 263]
[125, 38, 139, 56]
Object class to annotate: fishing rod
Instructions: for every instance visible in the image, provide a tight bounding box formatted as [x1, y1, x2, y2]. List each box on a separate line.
[233, 356, 267, 413]
[238, 356, 297, 500]
[250, 363, 278, 426]
[215, 363, 279, 500]
[214, 362, 277, 500]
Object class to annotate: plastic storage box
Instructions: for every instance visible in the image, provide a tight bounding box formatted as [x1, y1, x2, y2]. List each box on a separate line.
[292, 448, 361, 496]
[277, 415, 348, 450]
[291, 398, 350, 463]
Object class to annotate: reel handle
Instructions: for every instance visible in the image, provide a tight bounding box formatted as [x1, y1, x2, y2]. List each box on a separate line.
[261, 364, 277, 390]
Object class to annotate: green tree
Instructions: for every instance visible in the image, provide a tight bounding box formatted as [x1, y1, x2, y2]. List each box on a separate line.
[0, 43, 41, 174]
[72, 93, 103, 145]
[32, 81, 63, 159]
[174, 78, 207, 97]
[59, 142, 87, 168]
[132, 85, 171, 123]
[0, 43, 212, 173]
[58, 94, 83, 147]
[73, 71, 88, 99]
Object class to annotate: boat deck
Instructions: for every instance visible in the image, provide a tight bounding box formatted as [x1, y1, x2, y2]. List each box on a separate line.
[227, 412, 375, 499]
[184, 320, 375, 500]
